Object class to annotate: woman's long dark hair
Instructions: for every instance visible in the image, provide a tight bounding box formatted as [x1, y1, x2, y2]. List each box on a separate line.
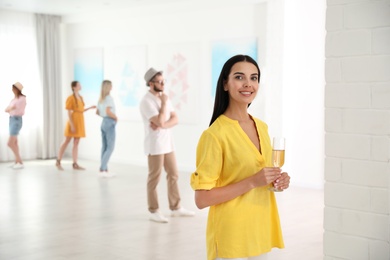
[71, 81, 79, 106]
[209, 55, 261, 126]
[12, 85, 25, 98]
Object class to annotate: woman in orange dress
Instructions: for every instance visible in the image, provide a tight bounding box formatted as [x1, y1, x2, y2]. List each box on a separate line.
[55, 81, 96, 170]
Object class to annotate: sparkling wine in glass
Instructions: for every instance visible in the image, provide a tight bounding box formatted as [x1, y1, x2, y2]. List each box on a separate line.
[269, 137, 285, 192]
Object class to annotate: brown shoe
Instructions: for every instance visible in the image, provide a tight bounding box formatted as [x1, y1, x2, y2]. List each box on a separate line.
[72, 162, 85, 170]
[56, 159, 64, 171]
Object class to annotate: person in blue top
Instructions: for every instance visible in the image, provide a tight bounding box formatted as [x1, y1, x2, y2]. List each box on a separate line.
[96, 80, 117, 178]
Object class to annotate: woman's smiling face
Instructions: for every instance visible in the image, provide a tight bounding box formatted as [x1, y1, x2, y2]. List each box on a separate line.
[224, 61, 260, 105]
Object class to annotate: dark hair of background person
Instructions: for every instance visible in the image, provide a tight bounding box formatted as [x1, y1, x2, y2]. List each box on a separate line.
[12, 85, 26, 98]
[71, 80, 80, 105]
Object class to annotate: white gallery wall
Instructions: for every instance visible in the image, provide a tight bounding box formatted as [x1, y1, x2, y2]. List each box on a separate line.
[324, 0, 390, 259]
[60, 0, 325, 189]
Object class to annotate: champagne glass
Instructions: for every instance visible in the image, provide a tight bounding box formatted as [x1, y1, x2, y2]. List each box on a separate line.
[269, 137, 285, 192]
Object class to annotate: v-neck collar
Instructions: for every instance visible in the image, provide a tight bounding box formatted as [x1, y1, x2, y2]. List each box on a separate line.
[219, 114, 263, 160]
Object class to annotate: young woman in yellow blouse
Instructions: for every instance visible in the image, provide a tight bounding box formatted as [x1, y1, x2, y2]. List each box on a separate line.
[191, 55, 290, 260]
[56, 81, 96, 170]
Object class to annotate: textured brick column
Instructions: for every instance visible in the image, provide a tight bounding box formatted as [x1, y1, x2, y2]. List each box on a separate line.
[324, 1, 390, 259]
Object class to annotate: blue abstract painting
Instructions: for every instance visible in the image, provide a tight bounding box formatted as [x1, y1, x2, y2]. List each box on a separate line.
[104, 45, 147, 121]
[211, 38, 258, 98]
[74, 48, 104, 106]
[118, 62, 141, 107]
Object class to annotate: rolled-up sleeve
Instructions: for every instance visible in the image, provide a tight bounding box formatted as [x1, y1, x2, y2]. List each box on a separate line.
[191, 131, 222, 190]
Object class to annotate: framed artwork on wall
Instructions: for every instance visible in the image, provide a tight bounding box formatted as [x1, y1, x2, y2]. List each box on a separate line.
[104, 45, 147, 121]
[73, 48, 104, 106]
[148, 42, 200, 125]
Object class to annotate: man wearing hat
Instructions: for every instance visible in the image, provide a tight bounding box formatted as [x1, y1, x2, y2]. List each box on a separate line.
[139, 67, 194, 223]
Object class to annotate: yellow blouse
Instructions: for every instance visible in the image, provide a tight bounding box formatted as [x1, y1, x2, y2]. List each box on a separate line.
[191, 115, 284, 260]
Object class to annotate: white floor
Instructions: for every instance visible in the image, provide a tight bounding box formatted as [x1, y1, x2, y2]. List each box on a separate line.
[0, 159, 323, 260]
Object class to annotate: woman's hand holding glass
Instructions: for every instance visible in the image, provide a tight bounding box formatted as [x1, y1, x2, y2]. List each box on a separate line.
[269, 137, 288, 192]
[252, 167, 281, 188]
[273, 172, 290, 191]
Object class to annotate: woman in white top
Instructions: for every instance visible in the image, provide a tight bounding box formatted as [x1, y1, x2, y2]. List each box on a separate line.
[5, 82, 27, 169]
[96, 80, 117, 178]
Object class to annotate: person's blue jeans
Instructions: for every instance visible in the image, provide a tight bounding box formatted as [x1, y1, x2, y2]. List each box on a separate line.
[9, 116, 23, 136]
[100, 117, 116, 171]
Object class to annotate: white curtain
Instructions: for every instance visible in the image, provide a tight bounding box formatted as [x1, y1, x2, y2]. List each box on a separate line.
[0, 10, 42, 162]
[35, 14, 62, 159]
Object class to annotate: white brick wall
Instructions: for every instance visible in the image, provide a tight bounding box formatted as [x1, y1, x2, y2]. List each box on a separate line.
[372, 83, 390, 108]
[325, 84, 370, 108]
[325, 0, 390, 259]
[373, 28, 390, 54]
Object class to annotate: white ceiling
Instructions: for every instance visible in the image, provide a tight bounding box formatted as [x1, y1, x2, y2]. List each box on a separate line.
[0, 0, 200, 16]
[0, 0, 265, 24]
